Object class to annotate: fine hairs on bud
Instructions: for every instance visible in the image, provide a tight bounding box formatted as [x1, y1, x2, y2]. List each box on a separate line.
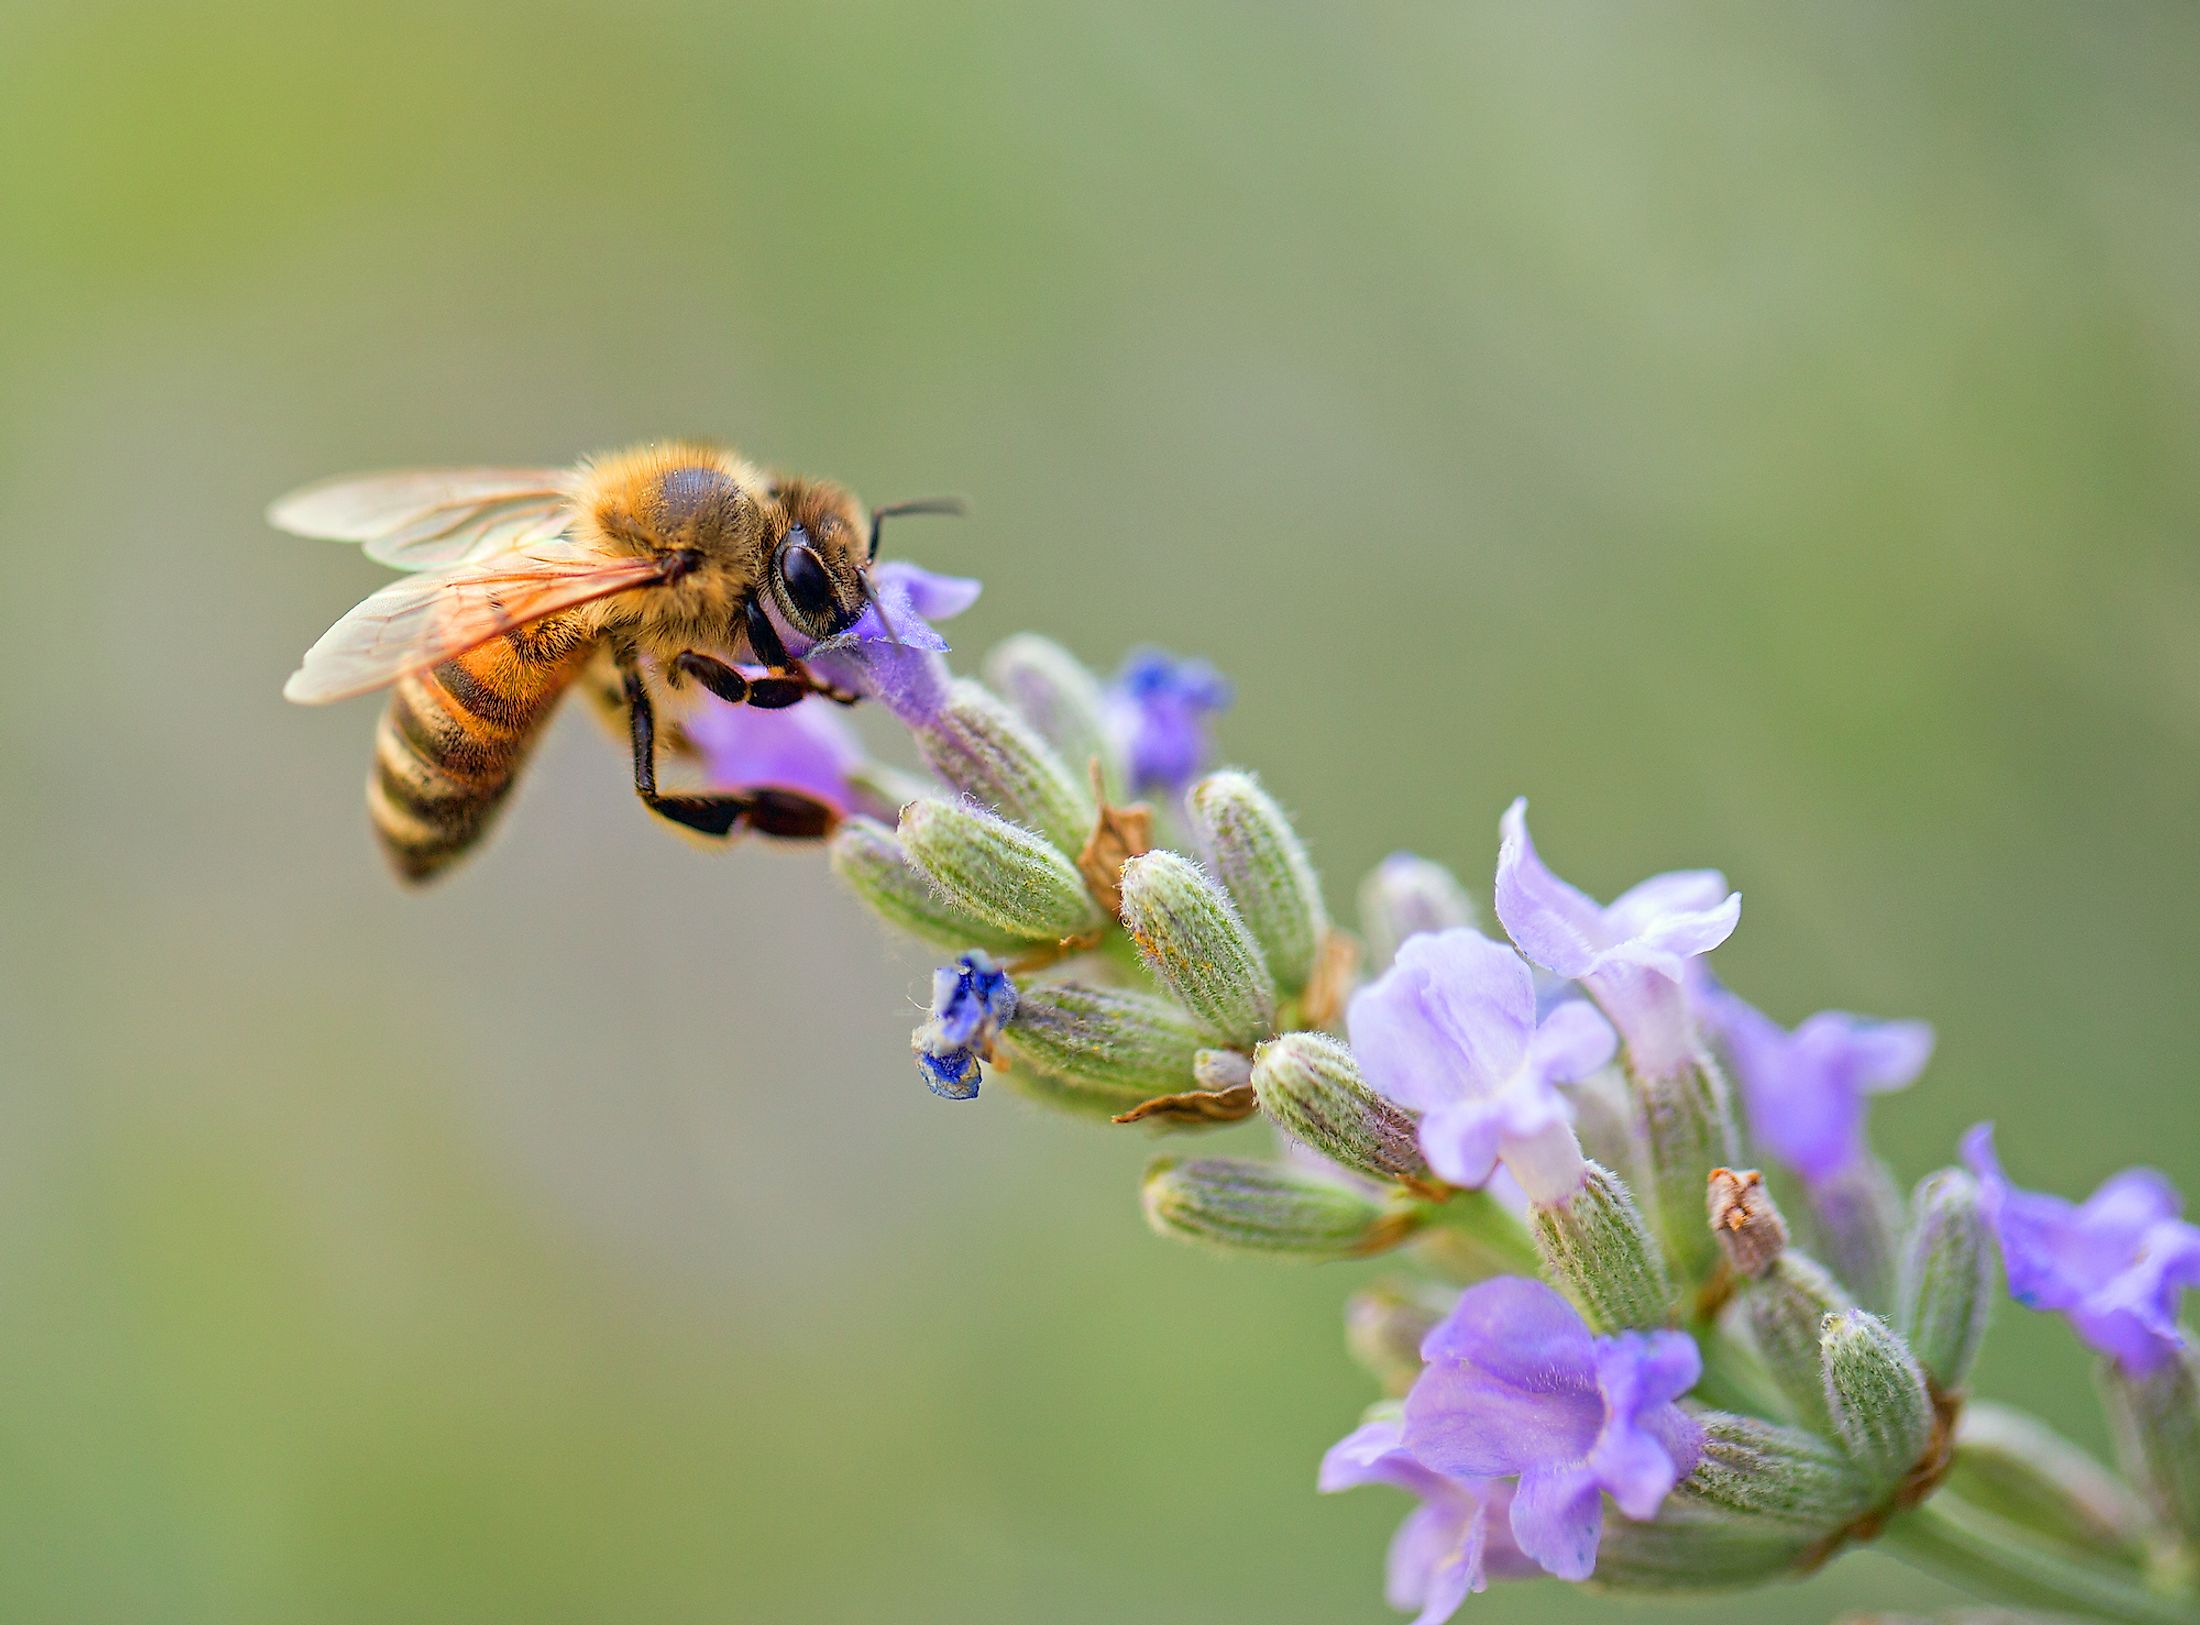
[983, 634, 1117, 796]
[1355, 852, 1477, 971]
[1637, 1054, 1742, 1286]
[993, 981, 1210, 1115]
[1741, 1250, 1853, 1436]
[1117, 850, 1278, 1048]
[1533, 1161, 1676, 1333]
[897, 798, 1102, 942]
[1140, 1156, 1416, 1260]
[1252, 1032, 1427, 1185]
[916, 679, 1094, 853]
[1187, 772, 1328, 997]
[1895, 1168, 1992, 1393]
[2100, 1346, 2200, 1542]
[1820, 1308, 1935, 1493]
[829, 817, 1033, 953]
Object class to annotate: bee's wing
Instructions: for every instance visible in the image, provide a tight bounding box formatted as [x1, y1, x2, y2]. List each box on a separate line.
[268, 467, 575, 570]
[283, 540, 666, 705]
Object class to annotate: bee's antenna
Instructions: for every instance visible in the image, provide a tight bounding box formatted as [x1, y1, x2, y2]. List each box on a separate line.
[856, 568, 904, 650]
[867, 496, 965, 563]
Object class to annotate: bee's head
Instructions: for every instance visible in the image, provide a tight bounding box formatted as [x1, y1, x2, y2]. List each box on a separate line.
[767, 478, 877, 641]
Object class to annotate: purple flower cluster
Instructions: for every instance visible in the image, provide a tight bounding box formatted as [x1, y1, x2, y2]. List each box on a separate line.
[1325, 1278, 1702, 1616]
[1964, 1124, 2200, 1375]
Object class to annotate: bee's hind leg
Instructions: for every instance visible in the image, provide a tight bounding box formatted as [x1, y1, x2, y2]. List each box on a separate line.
[620, 662, 838, 841]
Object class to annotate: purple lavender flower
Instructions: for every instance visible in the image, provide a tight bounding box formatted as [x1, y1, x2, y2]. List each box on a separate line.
[1320, 1416, 1534, 1624]
[802, 561, 982, 726]
[1963, 1124, 2200, 1375]
[1347, 928, 1615, 1206]
[1493, 799, 1739, 1080]
[1104, 647, 1232, 797]
[688, 697, 867, 814]
[1707, 992, 1933, 1187]
[1403, 1277, 1703, 1581]
[912, 952, 1017, 1099]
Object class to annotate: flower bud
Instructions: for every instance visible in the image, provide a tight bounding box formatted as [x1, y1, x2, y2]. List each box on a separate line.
[1344, 1282, 1449, 1397]
[915, 679, 1093, 853]
[1820, 1309, 1935, 1492]
[1590, 1506, 1814, 1592]
[911, 953, 1016, 1100]
[1187, 772, 1327, 997]
[1252, 1032, 1426, 1185]
[1680, 1412, 1873, 1534]
[2100, 1346, 2200, 1542]
[1804, 1155, 1904, 1312]
[1951, 1401, 2154, 1565]
[1117, 850, 1277, 1047]
[991, 981, 1208, 1115]
[1532, 1160, 1676, 1333]
[982, 634, 1117, 793]
[897, 799, 1102, 943]
[1192, 1048, 1254, 1092]
[829, 817, 1032, 953]
[1356, 852, 1477, 971]
[1708, 1167, 1788, 1280]
[1895, 1168, 1992, 1393]
[1633, 1053, 1742, 1287]
[1741, 1248, 1852, 1435]
[1140, 1156, 1417, 1259]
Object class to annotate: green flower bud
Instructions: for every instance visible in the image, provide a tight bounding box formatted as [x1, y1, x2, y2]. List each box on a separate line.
[829, 817, 1032, 953]
[1742, 1246, 1853, 1435]
[897, 799, 1102, 943]
[1803, 1154, 1905, 1312]
[1532, 1161, 1675, 1333]
[1636, 1052, 1741, 1286]
[1187, 772, 1327, 997]
[1590, 1505, 1812, 1593]
[1192, 1048, 1253, 1091]
[1895, 1168, 1992, 1393]
[1355, 852, 1477, 971]
[1345, 1282, 1449, 1397]
[982, 634, 1117, 794]
[2100, 1345, 2200, 1543]
[1821, 1309, 1935, 1493]
[1117, 850, 1277, 1047]
[1252, 1032, 1426, 1185]
[915, 679, 1093, 854]
[992, 981, 1208, 1115]
[1680, 1411, 1874, 1534]
[1951, 1401, 2154, 1566]
[1140, 1156, 1417, 1259]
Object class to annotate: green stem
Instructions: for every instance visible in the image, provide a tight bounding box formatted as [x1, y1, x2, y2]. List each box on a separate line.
[1884, 1493, 2193, 1625]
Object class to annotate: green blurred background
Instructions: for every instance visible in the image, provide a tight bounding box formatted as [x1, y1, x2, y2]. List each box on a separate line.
[3, 2, 2197, 1619]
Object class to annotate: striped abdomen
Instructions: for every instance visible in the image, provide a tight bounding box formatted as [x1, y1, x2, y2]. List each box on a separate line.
[369, 617, 596, 883]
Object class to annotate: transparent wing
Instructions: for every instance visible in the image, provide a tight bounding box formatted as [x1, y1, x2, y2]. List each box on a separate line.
[268, 467, 575, 569]
[283, 540, 666, 705]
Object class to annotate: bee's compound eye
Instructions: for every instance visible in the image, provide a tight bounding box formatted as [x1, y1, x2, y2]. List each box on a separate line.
[778, 540, 836, 624]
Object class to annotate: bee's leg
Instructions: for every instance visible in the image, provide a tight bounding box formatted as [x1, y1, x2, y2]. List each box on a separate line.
[743, 600, 862, 707]
[665, 650, 803, 711]
[620, 661, 838, 841]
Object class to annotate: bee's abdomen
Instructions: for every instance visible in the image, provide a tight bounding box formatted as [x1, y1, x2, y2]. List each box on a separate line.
[368, 630, 590, 884]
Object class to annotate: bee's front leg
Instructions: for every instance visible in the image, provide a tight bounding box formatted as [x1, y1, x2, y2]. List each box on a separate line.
[618, 656, 837, 841]
[742, 600, 863, 706]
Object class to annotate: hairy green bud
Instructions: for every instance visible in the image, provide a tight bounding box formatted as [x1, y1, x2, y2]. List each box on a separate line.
[1117, 850, 1277, 1047]
[2100, 1345, 2200, 1543]
[982, 634, 1116, 793]
[1741, 1242, 1853, 1435]
[897, 799, 1102, 942]
[1533, 1161, 1675, 1333]
[829, 817, 1031, 952]
[1252, 1032, 1426, 1184]
[1804, 1154, 1905, 1312]
[1187, 772, 1327, 996]
[1355, 852, 1477, 971]
[1635, 1052, 1741, 1285]
[1821, 1309, 1935, 1492]
[993, 981, 1210, 1114]
[1895, 1168, 1992, 1393]
[1681, 1411, 1874, 1533]
[1140, 1156, 1416, 1259]
[915, 679, 1093, 853]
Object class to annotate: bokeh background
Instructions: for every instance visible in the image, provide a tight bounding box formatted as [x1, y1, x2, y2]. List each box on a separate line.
[3, 2, 2198, 1620]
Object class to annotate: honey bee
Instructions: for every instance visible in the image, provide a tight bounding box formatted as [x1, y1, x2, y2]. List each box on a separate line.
[275, 441, 956, 884]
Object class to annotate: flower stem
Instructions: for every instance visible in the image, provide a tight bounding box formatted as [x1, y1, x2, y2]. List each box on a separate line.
[1884, 1492, 2192, 1625]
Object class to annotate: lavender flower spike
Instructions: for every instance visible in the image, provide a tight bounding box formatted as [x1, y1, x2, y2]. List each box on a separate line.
[1320, 1416, 1532, 1624]
[1712, 993, 1933, 1187]
[802, 560, 982, 727]
[1347, 928, 1617, 1206]
[1404, 1277, 1703, 1581]
[1104, 647, 1232, 797]
[912, 953, 1017, 1100]
[1493, 799, 1739, 1080]
[1963, 1124, 2200, 1375]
